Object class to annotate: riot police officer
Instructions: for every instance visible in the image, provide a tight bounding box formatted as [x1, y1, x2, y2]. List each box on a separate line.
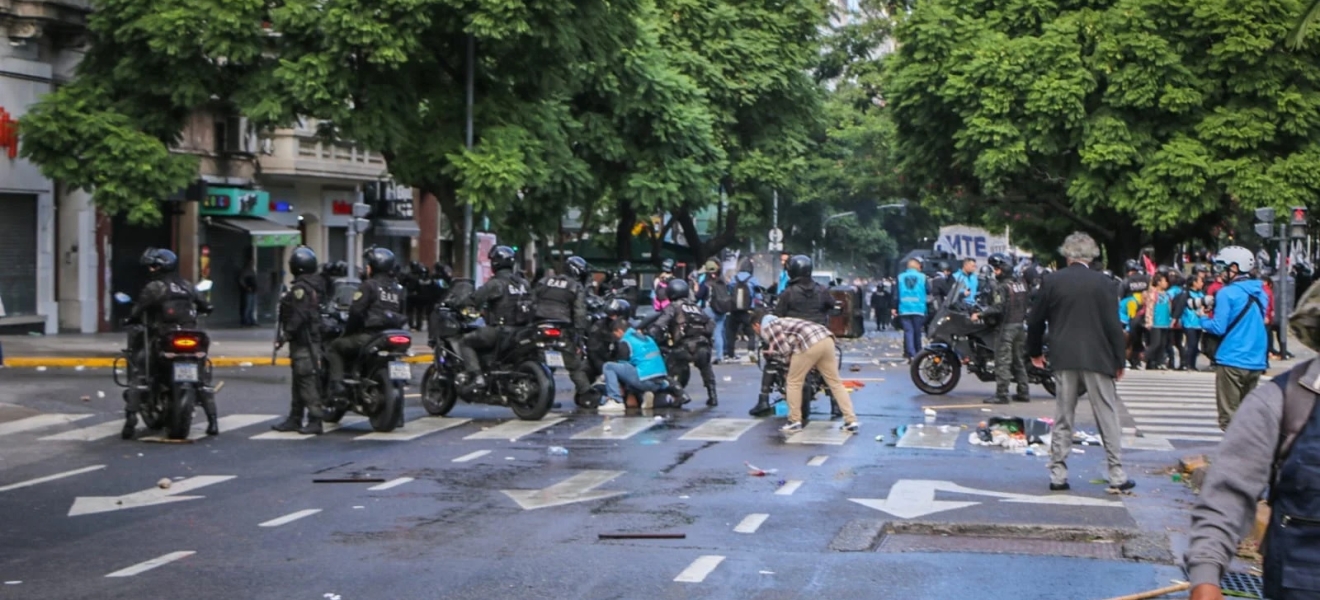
[123, 248, 216, 439]
[649, 279, 718, 406]
[273, 246, 326, 434]
[775, 255, 834, 325]
[975, 252, 1031, 404]
[610, 261, 639, 316]
[532, 256, 593, 405]
[458, 245, 530, 389]
[326, 248, 407, 398]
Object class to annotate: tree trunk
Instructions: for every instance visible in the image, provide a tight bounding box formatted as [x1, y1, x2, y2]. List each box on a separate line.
[615, 199, 635, 263]
[430, 184, 471, 278]
[673, 205, 741, 265]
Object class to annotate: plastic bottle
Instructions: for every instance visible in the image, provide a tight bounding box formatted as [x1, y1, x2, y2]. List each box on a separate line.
[547, 446, 569, 456]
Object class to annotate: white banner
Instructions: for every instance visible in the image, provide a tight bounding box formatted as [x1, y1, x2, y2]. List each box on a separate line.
[933, 225, 1023, 265]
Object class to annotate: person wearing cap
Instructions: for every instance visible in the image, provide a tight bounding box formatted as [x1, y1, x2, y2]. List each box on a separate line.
[751, 310, 859, 433]
[699, 260, 732, 361]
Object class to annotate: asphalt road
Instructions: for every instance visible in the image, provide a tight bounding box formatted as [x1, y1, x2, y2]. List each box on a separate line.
[0, 332, 1203, 600]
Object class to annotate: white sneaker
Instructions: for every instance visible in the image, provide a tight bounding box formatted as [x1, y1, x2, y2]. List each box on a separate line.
[779, 421, 803, 433]
[842, 421, 860, 433]
[642, 392, 655, 410]
[599, 399, 626, 413]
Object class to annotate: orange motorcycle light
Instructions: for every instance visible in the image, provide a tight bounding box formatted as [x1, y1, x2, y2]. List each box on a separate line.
[171, 337, 199, 351]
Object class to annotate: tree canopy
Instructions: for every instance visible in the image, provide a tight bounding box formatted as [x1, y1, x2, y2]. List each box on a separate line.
[885, 0, 1320, 262]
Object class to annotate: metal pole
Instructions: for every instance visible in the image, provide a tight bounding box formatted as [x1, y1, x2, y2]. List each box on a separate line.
[348, 185, 361, 276]
[772, 189, 778, 230]
[1280, 223, 1290, 356]
[463, 33, 476, 280]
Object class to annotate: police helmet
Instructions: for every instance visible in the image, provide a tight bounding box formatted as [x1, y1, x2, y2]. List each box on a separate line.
[140, 248, 179, 273]
[489, 245, 516, 271]
[987, 253, 1011, 271]
[618, 261, 631, 276]
[1124, 259, 1140, 273]
[288, 246, 318, 276]
[606, 298, 632, 317]
[433, 263, 454, 283]
[565, 256, 589, 280]
[786, 255, 813, 279]
[660, 258, 676, 273]
[363, 247, 396, 275]
[666, 278, 690, 300]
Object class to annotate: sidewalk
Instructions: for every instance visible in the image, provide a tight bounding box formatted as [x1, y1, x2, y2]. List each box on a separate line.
[0, 327, 433, 368]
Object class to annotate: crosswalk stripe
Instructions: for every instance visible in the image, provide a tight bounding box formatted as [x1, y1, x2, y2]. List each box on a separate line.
[1129, 409, 1218, 417]
[354, 417, 470, 441]
[464, 418, 564, 441]
[1138, 425, 1223, 434]
[249, 416, 369, 440]
[40, 421, 124, 442]
[140, 414, 277, 441]
[1123, 402, 1217, 410]
[680, 418, 759, 442]
[1132, 417, 1218, 426]
[786, 422, 855, 446]
[0, 414, 94, 436]
[1158, 433, 1224, 442]
[571, 417, 657, 440]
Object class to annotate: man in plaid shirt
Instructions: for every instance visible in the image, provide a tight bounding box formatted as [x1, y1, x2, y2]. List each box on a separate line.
[752, 311, 860, 433]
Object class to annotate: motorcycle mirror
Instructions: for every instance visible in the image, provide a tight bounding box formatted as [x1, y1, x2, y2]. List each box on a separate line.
[196, 280, 213, 293]
[113, 292, 132, 304]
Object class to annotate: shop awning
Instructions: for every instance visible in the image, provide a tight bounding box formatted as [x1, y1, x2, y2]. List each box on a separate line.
[211, 217, 303, 247]
[373, 219, 421, 238]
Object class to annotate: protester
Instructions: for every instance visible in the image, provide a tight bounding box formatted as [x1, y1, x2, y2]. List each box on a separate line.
[1202, 246, 1269, 430]
[751, 311, 859, 433]
[1145, 272, 1172, 370]
[1180, 275, 1207, 371]
[238, 260, 259, 326]
[1027, 232, 1133, 493]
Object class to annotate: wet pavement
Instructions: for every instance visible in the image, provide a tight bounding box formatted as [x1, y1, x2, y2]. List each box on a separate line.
[0, 331, 1203, 599]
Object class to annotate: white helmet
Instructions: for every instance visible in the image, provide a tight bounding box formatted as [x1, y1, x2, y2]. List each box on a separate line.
[1215, 245, 1255, 273]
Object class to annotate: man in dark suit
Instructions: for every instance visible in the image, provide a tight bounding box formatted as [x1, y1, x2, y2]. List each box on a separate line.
[1027, 232, 1134, 494]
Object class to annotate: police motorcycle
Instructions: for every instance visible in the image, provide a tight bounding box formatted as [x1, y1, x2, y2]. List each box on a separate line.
[418, 280, 558, 421]
[111, 280, 215, 440]
[316, 274, 412, 432]
[909, 279, 1059, 396]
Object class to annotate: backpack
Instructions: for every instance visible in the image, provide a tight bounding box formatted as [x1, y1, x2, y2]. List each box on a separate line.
[733, 277, 754, 311]
[709, 279, 734, 314]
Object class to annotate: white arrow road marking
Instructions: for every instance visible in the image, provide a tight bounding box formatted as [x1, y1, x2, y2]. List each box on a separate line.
[0, 465, 106, 493]
[807, 455, 829, 467]
[774, 480, 803, 496]
[850, 479, 1125, 519]
[354, 417, 470, 441]
[734, 513, 769, 534]
[464, 418, 564, 441]
[501, 470, 625, 510]
[367, 477, 413, 491]
[674, 555, 725, 583]
[105, 551, 195, 577]
[680, 418, 759, 442]
[249, 416, 369, 440]
[68, 475, 236, 516]
[452, 450, 491, 463]
[0, 414, 93, 437]
[259, 509, 321, 528]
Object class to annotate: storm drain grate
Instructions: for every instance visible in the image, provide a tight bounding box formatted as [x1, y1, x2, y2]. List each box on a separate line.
[876, 533, 1123, 560]
[1220, 572, 1264, 599]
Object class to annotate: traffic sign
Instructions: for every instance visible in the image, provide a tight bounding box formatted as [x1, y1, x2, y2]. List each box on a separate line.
[768, 228, 783, 243]
[769, 242, 783, 252]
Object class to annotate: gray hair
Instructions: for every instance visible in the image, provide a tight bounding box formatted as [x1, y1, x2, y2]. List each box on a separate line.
[1058, 232, 1099, 262]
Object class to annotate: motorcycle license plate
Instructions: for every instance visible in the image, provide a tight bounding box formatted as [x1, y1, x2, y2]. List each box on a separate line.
[388, 362, 411, 381]
[544, 351, 565, 368]
[173, 363, 199, 383]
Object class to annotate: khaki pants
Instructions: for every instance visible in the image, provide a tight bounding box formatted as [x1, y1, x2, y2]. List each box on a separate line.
[1215, 366, 1262, 430]
[786, 338, 857, 423]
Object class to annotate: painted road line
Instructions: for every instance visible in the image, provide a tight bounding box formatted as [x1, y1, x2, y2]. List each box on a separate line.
[501, 470, 626, 510]
[807, 455, 829, 467]
[571, 417, 657, 440]
[354, 417, 470, 441]
[784, 422, 852, 446]
[894, 425, 960, 450]
[1122, 435, 1175, 451]
[368, 477, 414, 491]
[40, 421, 124, 442]
[1128, 409, 1219, 416]
[774, 480, 803, 496]
[734, 513, 769, 534]
[68, 475, 236, 516]
[674, 555, 726, 583]
[1156, 433, 1224, 442]
[679, 418, 759, 442]
[140, 414, 277, 441]
[0, 465, 106, 493]
[1133, 417, 1219, 426]
[105, 551, 196, 578]
[0, 414, 93, 437]
[1125, 402, 1217, 410]
[465, 418, 564, 441]
[1138, 425, 1224, 434]
[259, 509, 322, 528]
[249, 416, 369, 440]
[453, 450, 492, 463]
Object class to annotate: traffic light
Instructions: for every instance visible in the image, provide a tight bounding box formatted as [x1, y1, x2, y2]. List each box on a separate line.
[1255, 207, 1276, 238]
[1291, 206, 1308, 239]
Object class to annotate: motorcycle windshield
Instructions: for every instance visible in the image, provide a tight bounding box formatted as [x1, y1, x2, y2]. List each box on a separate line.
[927, 279, 985, 341]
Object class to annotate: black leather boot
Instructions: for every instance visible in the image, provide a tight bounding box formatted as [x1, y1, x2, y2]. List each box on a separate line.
[271, 414, 302, 432]
[202, 395, 220, 436]
[121, 411, 138, 440]
[705, 385, 719, 408]
[830, 398, 843, 419]
[748, 394, 773, 417]
[298, 419, 323, 435]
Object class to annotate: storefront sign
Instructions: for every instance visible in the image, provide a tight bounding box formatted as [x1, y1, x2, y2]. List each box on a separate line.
[200, 187, 270, 216]
[253, 232, 302, 247]
[0, 107, 17, 160]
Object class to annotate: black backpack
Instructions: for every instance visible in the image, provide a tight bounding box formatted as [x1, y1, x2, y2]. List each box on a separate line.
[709, 280, 734, 314]
[733, 277, 754, 311]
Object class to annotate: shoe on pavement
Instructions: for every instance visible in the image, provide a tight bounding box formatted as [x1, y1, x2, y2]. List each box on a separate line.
[1012, 396, 1030, 403]
[298, 420, 324, 435]
[748, 398, 774, 417]
[271, 417, 302, 432]
[983, 397, 1010, 405]
[1108, 480, 1136, 493]
[1049, 482, 1070, 492]
[779, 421, 803, 433]
[841, 421, 860, 433]
[599, 398, 626, 413]
[121, 413, 138, 440]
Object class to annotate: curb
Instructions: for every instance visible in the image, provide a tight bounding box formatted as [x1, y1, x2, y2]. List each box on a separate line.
[2, 354, 433, 369]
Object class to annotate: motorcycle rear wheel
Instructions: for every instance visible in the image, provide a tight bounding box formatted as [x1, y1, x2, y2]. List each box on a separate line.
[911, 349, 961, 395]
[509, 362, 554, 421]
[420, 363, 458, 417]
[167, 386, 196, 440]
[367, 369, 403, 432]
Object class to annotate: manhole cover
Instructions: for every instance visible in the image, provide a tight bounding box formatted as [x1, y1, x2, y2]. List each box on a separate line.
[876, 533, 1123, 560]
[1221, 572, 1263, 599]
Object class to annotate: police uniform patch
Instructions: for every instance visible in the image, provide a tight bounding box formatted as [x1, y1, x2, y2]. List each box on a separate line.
[353, 291, 363, 300]
[293, 289, 305, 300]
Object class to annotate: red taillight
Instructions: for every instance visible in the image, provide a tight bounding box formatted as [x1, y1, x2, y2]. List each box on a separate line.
[388, 335, 411, 345]
[171, 337, 200, 351]
[542, 328, 562, 338]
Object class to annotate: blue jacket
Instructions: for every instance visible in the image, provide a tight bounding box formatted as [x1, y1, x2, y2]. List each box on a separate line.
[621, 329, 667, 381]
[777, 271, 790, 295]
[897, 268, 928, 316]
[1203, 279, 1269, 371]
[953, 271, 978, 305]
[1182, 290, 1204, 329]
[1151, 290, 1173, 328]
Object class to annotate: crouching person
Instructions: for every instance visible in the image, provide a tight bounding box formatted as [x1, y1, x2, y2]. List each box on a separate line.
[752, 311, 860, 434]
[600, 318, 691, 412]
